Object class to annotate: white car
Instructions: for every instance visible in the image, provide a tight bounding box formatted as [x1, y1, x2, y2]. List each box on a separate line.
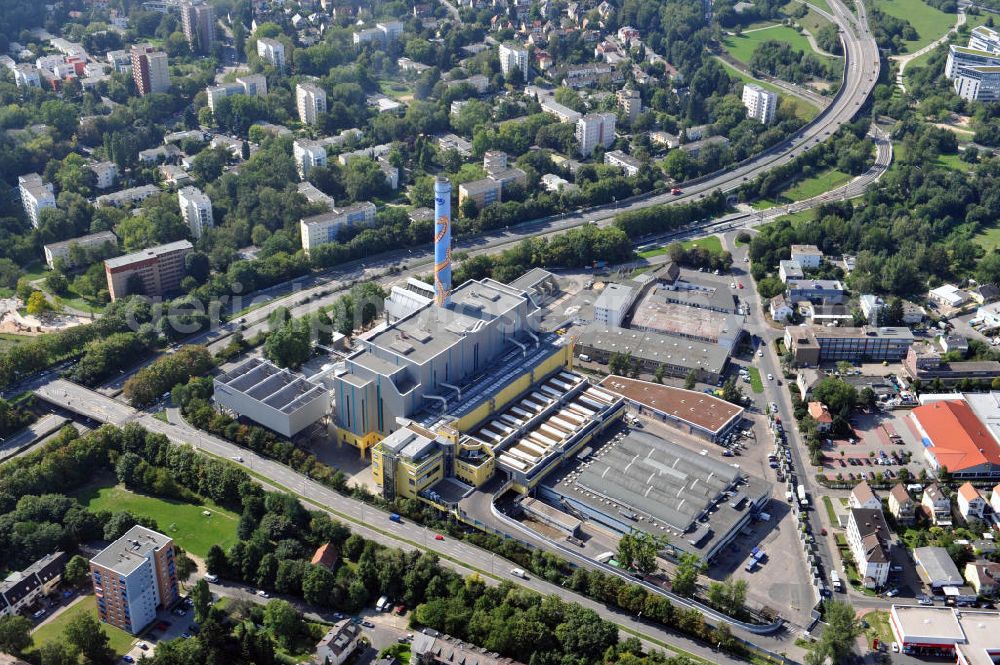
[767, 373, 774, 381]
[891, 642, 899, 653]
[757, 350, 764, 357]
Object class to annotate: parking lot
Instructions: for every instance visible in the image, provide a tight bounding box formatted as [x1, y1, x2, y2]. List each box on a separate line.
[816, 408, 926, 482]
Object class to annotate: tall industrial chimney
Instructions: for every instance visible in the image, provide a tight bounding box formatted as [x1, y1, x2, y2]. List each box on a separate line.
[433, 176, 452, 307]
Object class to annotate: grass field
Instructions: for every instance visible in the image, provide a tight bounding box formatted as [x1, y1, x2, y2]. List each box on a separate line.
[715, 58, 819, 120]
[974, 224, 1000, 252]
[862, 610, 894, 646]
[722, 24, 841, 68]
[637, 236, 724, 260]
[822, 495, 839, 524]
[748, 367, 765, 393]
[74, 483, 239, 558]
[753, 168, 853, 208]
[29, 595, 136, 659]
[798, 0, 832, 14]
[874, 0, 956, 52]
[379, 79, 414, 99]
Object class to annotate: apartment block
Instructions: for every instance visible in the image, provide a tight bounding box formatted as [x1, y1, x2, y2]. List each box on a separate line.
[604, 150, 641, 176]
[576, 112, 616, 157]
[293, 139, 328, 178]
[131, 44, 170, 96]
[89, 526, 179, 634]
[178, 186, 213, 238]
[742, 83, 778, 124]
[44, 230, 117, 269]
[180, 1, 215, 53]
[90, 161, 119, 189]
[104, 240, 193, 301]
[296, 82, 327, 125]
[205, 74, 267, 112]
[18, 173, 55, 228]
[617, 86, 642, 123]
[300, 202, 377, 253]
[499, 43, 529, 82]
[846, 507, 891, 589]
[256, 37, 285, 71]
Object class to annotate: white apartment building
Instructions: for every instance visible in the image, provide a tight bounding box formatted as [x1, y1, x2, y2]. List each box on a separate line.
[958, 482, 987, 520]
[13, 63, 40, 88]
[604, 150, 641, 177]
[499, 43, 529, 82]
[177, 186, 214, 238]
[296, 82, 327, 125]
[90, 161, 119, 189]
[789, 244, 822, 268]
[377, 21, 404, 41]
[846, 507, 891, 589]
[205, 74, 268, 112]
[617, 87, 641, 123]
[594, 282, 636, 327]
[742, 83, 778, 124]
[19, 173, 55, 228]
[256, 37, 286, 71]
[576, 112, 616, 157]
[44, 231, 118, 269]
[300, 202, 377, 253]
[293, 139, 328, 179]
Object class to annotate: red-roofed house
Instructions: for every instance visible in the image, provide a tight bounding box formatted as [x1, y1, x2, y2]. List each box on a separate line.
[808, 401, 833, 433]
[958, 482, 988, 520]
[910, 400, 1000, 479]
[311, 543, 339, 570]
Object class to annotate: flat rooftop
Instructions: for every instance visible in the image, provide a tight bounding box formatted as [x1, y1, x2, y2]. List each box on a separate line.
[215, 357, 327, 414]
[576, 325, 730, 375]
[105, 239, 192, 269]
[630, 287, 743, 343]
[546, 430, 769, 552]
[598, 375, 743, 435]
[91, 525, 170, 575]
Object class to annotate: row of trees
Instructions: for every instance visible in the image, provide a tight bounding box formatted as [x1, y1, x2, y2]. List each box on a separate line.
[123, 345, 214, 407]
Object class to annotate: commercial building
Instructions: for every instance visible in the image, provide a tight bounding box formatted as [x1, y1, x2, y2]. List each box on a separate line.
[545, 428, 767, 562]
[575, 325, 731, 385]
[215, 358, 328, 439]
[846, 507, 892, 589]
[958, 482, 988, 520]
[741, 83, 778, 124]
[946, 27, 1000, 100]
[130, 44, 170, 96]
[783, 325, 914, 365]
[889, 484, 916, 525]
[598, 375, 744, 442]
[910, 398, 1000, 479]
[89, 526, 179, 634]
[104, 239, 193, 301]
[630, 286, 744, 350]
[617, 86, 642, 123]
[786, 279, 847, 304]
[904, 343, 1000, 384]
[177, 186, 213, 238]
[90, 161, 118, 189]
[915, 546, 965, 589]
[300, 202, 377, 253]
[576, 112, 616, 157]
[889, 605, 1000, 661]
[930, 284, 969, 308]
[256, 37, 285, 71]
[978, 301, 1000, 329]
[18, 173, 55, 228]
[180, 1, 215, 53]
[498, 43, 529, 82]
[0, 552, 66, 618]
[412, 629, 525, 665]
[458, 178, 502, 210]
[604, 150, 641, 176]
[293, 139, 327, 179]
[296, 82, 327, 125]
[594, 282, 636, 327]
[314, 619, 361, 665]
[44, 231, 117, 269]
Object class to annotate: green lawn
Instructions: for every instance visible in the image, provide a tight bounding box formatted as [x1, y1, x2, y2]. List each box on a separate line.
[933, 152, 974, 173]
[753, 168, 854, 208]
[822, 495, 839, 524]
[715, 58, 819, 121]
[722, 24, 841, 68]
[74, 484, 239, 558]
[21, 261, 49, 283]
[29, 595, 136, 659]
[862, 610, 894, 646]
[975, 223, 1000, 252]
[56, 287, 105, 314]
[637, 236, 724, 260]
[748, 367, 765, 393]
[379, 79, 414, 99]
[799, 0, 832, 14]
[874, 0, 956, 52]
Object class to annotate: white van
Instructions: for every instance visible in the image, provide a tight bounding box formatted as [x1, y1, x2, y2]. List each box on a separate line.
[376, 595, 390, 611]
[510, 568, 527, 579]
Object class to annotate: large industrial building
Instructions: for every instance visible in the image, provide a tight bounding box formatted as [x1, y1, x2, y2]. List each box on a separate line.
[575, 326, 731, 385]
[214, 357, 329, 438]
[542, 429, 769, 562]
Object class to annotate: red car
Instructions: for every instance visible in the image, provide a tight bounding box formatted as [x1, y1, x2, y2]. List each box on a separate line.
[434, 534, 445, 541]
[671, 187, 683, 195]
[737, 282, 744, 289]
